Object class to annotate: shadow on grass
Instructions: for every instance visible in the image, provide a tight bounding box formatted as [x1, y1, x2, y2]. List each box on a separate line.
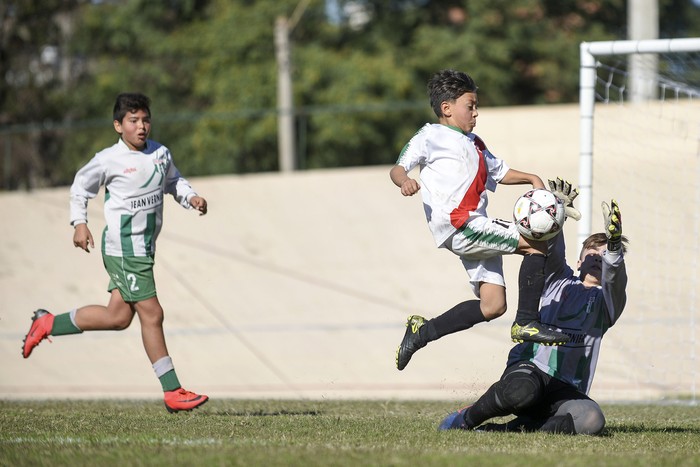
[206, 409, 323, 417]
[606, 424, 700, 435]
[474, 423, 700, 437]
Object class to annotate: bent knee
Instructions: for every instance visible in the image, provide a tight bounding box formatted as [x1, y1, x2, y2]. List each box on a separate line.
[483, 305, 507, 321]
[105, 304, 135, 330]
[111, 314, 134, 330]
[583, 412, 605, 435]
[477, 283, 507, 320]
[481, 302, 507, 320]
[559, 399, 606, 435]
[575, 408, 605, 435]
[501, 382, 538, 411]
[498, 373, 540, 411]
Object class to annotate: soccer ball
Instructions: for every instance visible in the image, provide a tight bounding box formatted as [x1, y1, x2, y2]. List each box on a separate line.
[513, 189, 566, 241]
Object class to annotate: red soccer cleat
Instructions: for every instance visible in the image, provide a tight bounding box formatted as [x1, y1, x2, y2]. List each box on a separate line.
[163, 388, 209, 413]
[22, 309, 55, 358]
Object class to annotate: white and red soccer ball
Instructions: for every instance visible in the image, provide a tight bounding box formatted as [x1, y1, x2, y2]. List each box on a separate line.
[513, 189, 566, 241]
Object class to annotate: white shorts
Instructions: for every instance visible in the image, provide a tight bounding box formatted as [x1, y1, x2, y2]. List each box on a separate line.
[445, 217, 519, 297]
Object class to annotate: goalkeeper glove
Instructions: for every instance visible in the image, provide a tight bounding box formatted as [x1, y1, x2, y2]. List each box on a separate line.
[548, 177, 581, 221]
[601, 199, 622, 251]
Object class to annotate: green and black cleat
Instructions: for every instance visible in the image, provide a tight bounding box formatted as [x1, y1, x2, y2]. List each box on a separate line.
[396, 315, 427, 370]
[511, 321, 569, 346]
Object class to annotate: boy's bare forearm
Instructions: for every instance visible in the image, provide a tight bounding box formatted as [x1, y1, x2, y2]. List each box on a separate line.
[499, 169, 544, 189]
[390, 165, 408, 187]
[390, 165, 420, 196]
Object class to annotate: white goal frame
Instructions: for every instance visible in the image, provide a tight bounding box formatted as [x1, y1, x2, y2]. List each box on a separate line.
[578, 38, 700, 403]
[578, 37, 700, 244]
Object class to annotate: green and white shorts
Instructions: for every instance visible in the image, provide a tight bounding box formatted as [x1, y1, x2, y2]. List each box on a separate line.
[445, 217, 520, 298]
[103, 254, 157, 302]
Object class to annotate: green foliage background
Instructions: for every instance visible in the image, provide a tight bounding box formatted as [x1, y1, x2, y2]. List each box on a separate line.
[1, 0, 699, 188]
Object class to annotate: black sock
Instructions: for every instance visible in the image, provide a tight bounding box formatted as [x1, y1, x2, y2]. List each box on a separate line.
[421, 300, 485, 343]
[515, 254, 546, 325]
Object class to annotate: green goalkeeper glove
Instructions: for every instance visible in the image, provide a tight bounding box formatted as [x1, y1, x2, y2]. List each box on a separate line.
[548, 177, 581, 221]
[601, 199, 622, 251]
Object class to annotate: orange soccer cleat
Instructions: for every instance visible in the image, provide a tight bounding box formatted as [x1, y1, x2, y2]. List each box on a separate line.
[163, 388, 209, 413]
[22, 309, 55, 358]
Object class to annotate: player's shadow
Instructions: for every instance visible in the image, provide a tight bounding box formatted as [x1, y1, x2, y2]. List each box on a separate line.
[205, 409, 322, 417]
[604, 424, 700, 435]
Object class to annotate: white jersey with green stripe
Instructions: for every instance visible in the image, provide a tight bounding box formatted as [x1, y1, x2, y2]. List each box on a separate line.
[69, 138, 198, 257]
[506, 234, 628, 394]
[396, 124, 509, 248]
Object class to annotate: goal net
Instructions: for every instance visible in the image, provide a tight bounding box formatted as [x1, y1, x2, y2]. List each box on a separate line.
[579, 38, 700, 404]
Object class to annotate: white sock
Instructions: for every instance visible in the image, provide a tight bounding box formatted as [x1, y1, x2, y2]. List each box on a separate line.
[68, 308, 82, 331]
[152, 356, 175, 378]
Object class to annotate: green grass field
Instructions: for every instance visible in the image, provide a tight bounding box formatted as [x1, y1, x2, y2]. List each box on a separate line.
[1, 399, 699, 466]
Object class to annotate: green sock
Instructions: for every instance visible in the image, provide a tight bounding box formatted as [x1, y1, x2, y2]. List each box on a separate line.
[159, 370, 181, 392]
[51, 313, 83, 336]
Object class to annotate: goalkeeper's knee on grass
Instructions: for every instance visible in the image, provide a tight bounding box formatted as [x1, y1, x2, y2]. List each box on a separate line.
[556, 399, 606, 435]
[497, 366, 541, 411]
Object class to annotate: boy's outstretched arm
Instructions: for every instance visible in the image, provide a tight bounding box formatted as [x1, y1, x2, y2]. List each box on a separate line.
[390, 165, 420, 197]
[499, 169, 544, 189]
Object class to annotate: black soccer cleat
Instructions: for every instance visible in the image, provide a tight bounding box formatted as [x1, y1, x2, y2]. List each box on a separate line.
[511, 321, 569, 346]
[396, 315, 427, 371]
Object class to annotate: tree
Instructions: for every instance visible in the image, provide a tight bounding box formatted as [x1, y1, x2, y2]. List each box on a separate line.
[0, 0, 86, 188]
[1, 0, 698, 188]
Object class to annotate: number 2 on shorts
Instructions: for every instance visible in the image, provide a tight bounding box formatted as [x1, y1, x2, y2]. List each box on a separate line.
[127, 273, 140, 292]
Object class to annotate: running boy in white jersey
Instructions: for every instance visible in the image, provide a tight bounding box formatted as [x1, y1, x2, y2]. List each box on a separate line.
[439, 199, 627, 434]
[391, 70, 575, 371]
[22, 93, 209, 413]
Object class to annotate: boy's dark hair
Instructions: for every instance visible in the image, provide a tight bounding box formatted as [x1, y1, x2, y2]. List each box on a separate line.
[428, 69, 478, 118]
[580, 232, 629, 257]
[113, 93, 151, 122]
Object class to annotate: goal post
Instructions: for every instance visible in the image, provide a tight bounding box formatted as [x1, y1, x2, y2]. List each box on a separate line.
[578, 38, 700, 404]
[579, 37, 700, 246]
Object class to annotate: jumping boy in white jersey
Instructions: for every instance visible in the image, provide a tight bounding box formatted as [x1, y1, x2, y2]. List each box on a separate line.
[439, 199, 627, 434]
[391, 70, 577, 371]
[22, 93, 209, 413]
